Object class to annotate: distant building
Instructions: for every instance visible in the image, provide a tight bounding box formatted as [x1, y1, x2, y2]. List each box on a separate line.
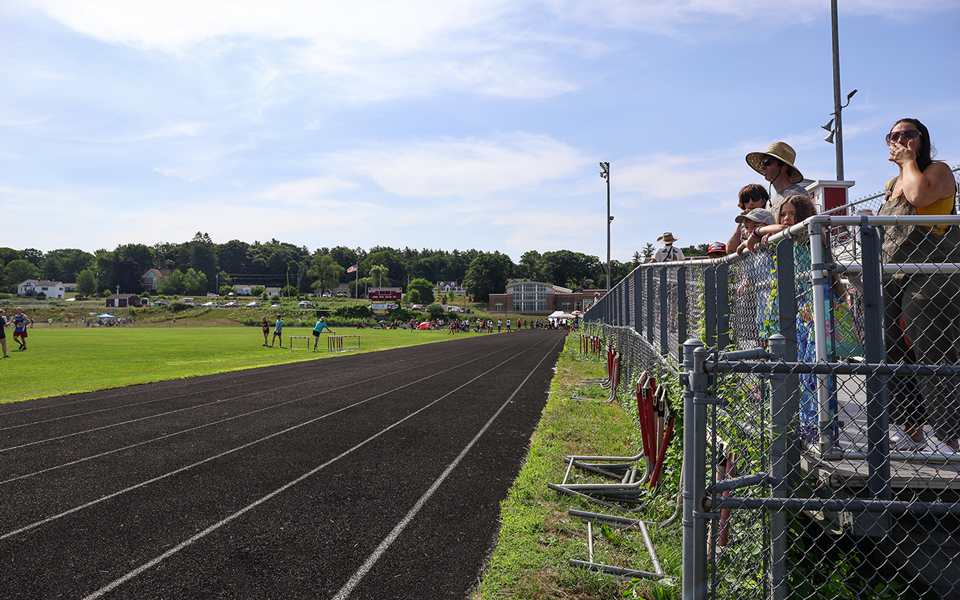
[142, 269, 172, 292]
[106, 294, 143, 308]
[488, 281, 607, 313]
[17, 280, 66, 299]
[434, 281, 465, 294]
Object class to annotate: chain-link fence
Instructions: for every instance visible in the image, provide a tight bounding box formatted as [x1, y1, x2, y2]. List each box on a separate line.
[582, 169, 960, 599]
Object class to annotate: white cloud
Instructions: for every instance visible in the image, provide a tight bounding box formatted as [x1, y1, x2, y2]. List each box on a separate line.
[260, 177, 360, 204]
[323, 133, 588, 199]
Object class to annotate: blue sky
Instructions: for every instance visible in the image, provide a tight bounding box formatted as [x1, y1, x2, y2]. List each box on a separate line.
[2, 0, 959, 262]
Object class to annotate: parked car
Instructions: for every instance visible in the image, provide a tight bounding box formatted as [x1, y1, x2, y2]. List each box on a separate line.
[298, 301, 313, 308]
[246, 301, 261, 307]
[336, 292, 348, 297]
[223, 301, 239, 308]
[270, 304, 281, 309]
[447, 306, 462, 313]
[201, 301, 218, 307]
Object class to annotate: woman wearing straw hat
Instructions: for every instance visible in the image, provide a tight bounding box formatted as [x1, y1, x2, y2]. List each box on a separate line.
[653, 232, 684, 263]
[745, 141, 810, 214]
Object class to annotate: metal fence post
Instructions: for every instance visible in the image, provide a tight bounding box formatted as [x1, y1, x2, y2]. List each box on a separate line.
[769, 334, 789, 600]
[634, 268, 644, 335]
[682, 338, 709, 600]
[860, 219, 892, 507]
[678, 265, 687, 364]
[717, 263, 729, 351]
[775, 239, 801, 475]
[646, 268, 654, 342]
[660, 269, 669, 356]
[704, 267, 716, 350]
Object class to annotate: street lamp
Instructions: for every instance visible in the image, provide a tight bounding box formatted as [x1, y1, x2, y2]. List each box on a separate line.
[823, 0, 856, 180]
[599, 162, 611, 291]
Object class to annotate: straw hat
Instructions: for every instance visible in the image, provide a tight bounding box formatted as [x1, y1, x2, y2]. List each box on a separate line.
[745, 141, 803, 184]
[657, 232, 678, 244]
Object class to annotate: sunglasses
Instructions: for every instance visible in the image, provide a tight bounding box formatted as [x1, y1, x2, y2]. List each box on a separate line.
[885, 130, 921, 145]
[759, 157, 779, 168]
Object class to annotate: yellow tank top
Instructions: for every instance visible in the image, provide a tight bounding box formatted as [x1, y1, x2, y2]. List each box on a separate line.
[886, 176, 957, 234]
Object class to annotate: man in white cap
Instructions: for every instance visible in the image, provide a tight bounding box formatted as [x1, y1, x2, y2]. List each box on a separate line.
[652, 232, 684, 262]
[745, 142, 810, 214]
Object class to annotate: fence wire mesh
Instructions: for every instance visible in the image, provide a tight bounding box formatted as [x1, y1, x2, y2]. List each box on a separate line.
[582, 169, 960, 600]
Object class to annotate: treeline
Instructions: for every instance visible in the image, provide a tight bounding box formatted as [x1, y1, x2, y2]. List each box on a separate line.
[0, 232, 667, 301]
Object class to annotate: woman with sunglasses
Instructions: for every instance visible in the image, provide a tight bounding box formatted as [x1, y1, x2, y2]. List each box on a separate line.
[880, 118, 960, 452]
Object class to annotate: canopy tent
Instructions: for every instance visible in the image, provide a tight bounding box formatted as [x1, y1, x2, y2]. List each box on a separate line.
[96, 314, 117, 319]
[548, 310, 564, 320]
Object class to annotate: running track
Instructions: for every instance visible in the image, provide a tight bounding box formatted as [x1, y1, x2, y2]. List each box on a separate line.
[0, 329, 567, 599]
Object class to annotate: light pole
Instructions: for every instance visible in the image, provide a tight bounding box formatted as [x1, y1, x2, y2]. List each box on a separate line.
[599, 162, 611, 290]
[822, 0, 856, 180]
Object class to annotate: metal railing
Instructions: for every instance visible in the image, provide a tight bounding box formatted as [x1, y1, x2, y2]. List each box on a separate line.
[582, 180, 960, 599]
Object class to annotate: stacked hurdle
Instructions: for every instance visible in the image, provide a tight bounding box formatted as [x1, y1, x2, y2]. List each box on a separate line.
[327, 335, 360, 353]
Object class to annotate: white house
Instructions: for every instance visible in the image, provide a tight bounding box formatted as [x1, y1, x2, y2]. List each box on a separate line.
[141, 269, 172, 291]
[18, 280, 66, 299]
[434, 281, 465, 294]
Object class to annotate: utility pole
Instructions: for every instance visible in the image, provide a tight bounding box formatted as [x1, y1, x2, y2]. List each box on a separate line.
[600, 162, 611, 290]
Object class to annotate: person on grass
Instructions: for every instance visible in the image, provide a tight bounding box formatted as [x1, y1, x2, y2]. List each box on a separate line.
[312, 317, 336, 351]
[12, 307, 29, 351]
[0, 309, 9, 358]
[261, 316, 270, 347]
[271, 313, 284, 348]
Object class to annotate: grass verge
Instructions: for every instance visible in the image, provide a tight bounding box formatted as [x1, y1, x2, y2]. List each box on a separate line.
[474, 334, 683, 600]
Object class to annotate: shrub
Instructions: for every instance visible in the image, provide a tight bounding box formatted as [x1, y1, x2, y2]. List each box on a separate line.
[334, 304, 373, 319]
[169, 301, 191, 313]
[425, 304, 444, 318]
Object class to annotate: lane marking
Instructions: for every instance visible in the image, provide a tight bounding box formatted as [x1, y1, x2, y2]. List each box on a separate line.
[0, 340, 469, 430]
[0, 339, 514, 484]
[0, 342, 488, 451]
[1, 336, 535, 540]
[78, 335, 559, 600]
[332, 335, 564, 600]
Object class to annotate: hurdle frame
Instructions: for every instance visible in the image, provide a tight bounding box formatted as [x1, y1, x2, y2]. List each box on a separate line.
[327, 335, 360, 353]
[288, 335, 311, 352]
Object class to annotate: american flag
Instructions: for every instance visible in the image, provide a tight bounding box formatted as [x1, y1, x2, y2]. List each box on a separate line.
[347, 264, 357, 274]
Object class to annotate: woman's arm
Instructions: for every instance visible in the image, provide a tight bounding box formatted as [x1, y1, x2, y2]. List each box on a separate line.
[891, 150, 955, 208]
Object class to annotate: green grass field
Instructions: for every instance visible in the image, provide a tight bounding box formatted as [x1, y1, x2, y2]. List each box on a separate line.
[0, 326, 473, 403]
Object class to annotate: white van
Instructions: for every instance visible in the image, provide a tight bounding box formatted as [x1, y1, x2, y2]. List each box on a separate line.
[180, 297, 195, 305]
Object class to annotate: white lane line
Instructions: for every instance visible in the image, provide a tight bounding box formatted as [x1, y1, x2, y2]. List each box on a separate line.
[0, 345, 483, 484]
[0, 342, 482, 452]
[331, 336, 563, 600]
[0, 341, 460, 427]
[78, 337, 557, 600]
[1, 337, 532, 541]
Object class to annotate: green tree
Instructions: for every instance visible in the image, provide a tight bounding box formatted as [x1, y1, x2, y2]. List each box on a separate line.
[219, 285, 234, 296]
[157, 270, 185, 295]
[641, 243, 655, 262]
[463, 251, 514, 302]
[281, 284, 298, 298]
[541, 250, 598, 289]
[76, 270, 97, 296]
[3, 259, 39, 293]
[406, 288, 421, 304]
[426, 304, 444, 319]
[308, 254, 345, 295]
[369, 265, 389, 288]
[407, 278, 435, 305]
[182, 269, 208, 296]
[517, 250, 548, 282]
